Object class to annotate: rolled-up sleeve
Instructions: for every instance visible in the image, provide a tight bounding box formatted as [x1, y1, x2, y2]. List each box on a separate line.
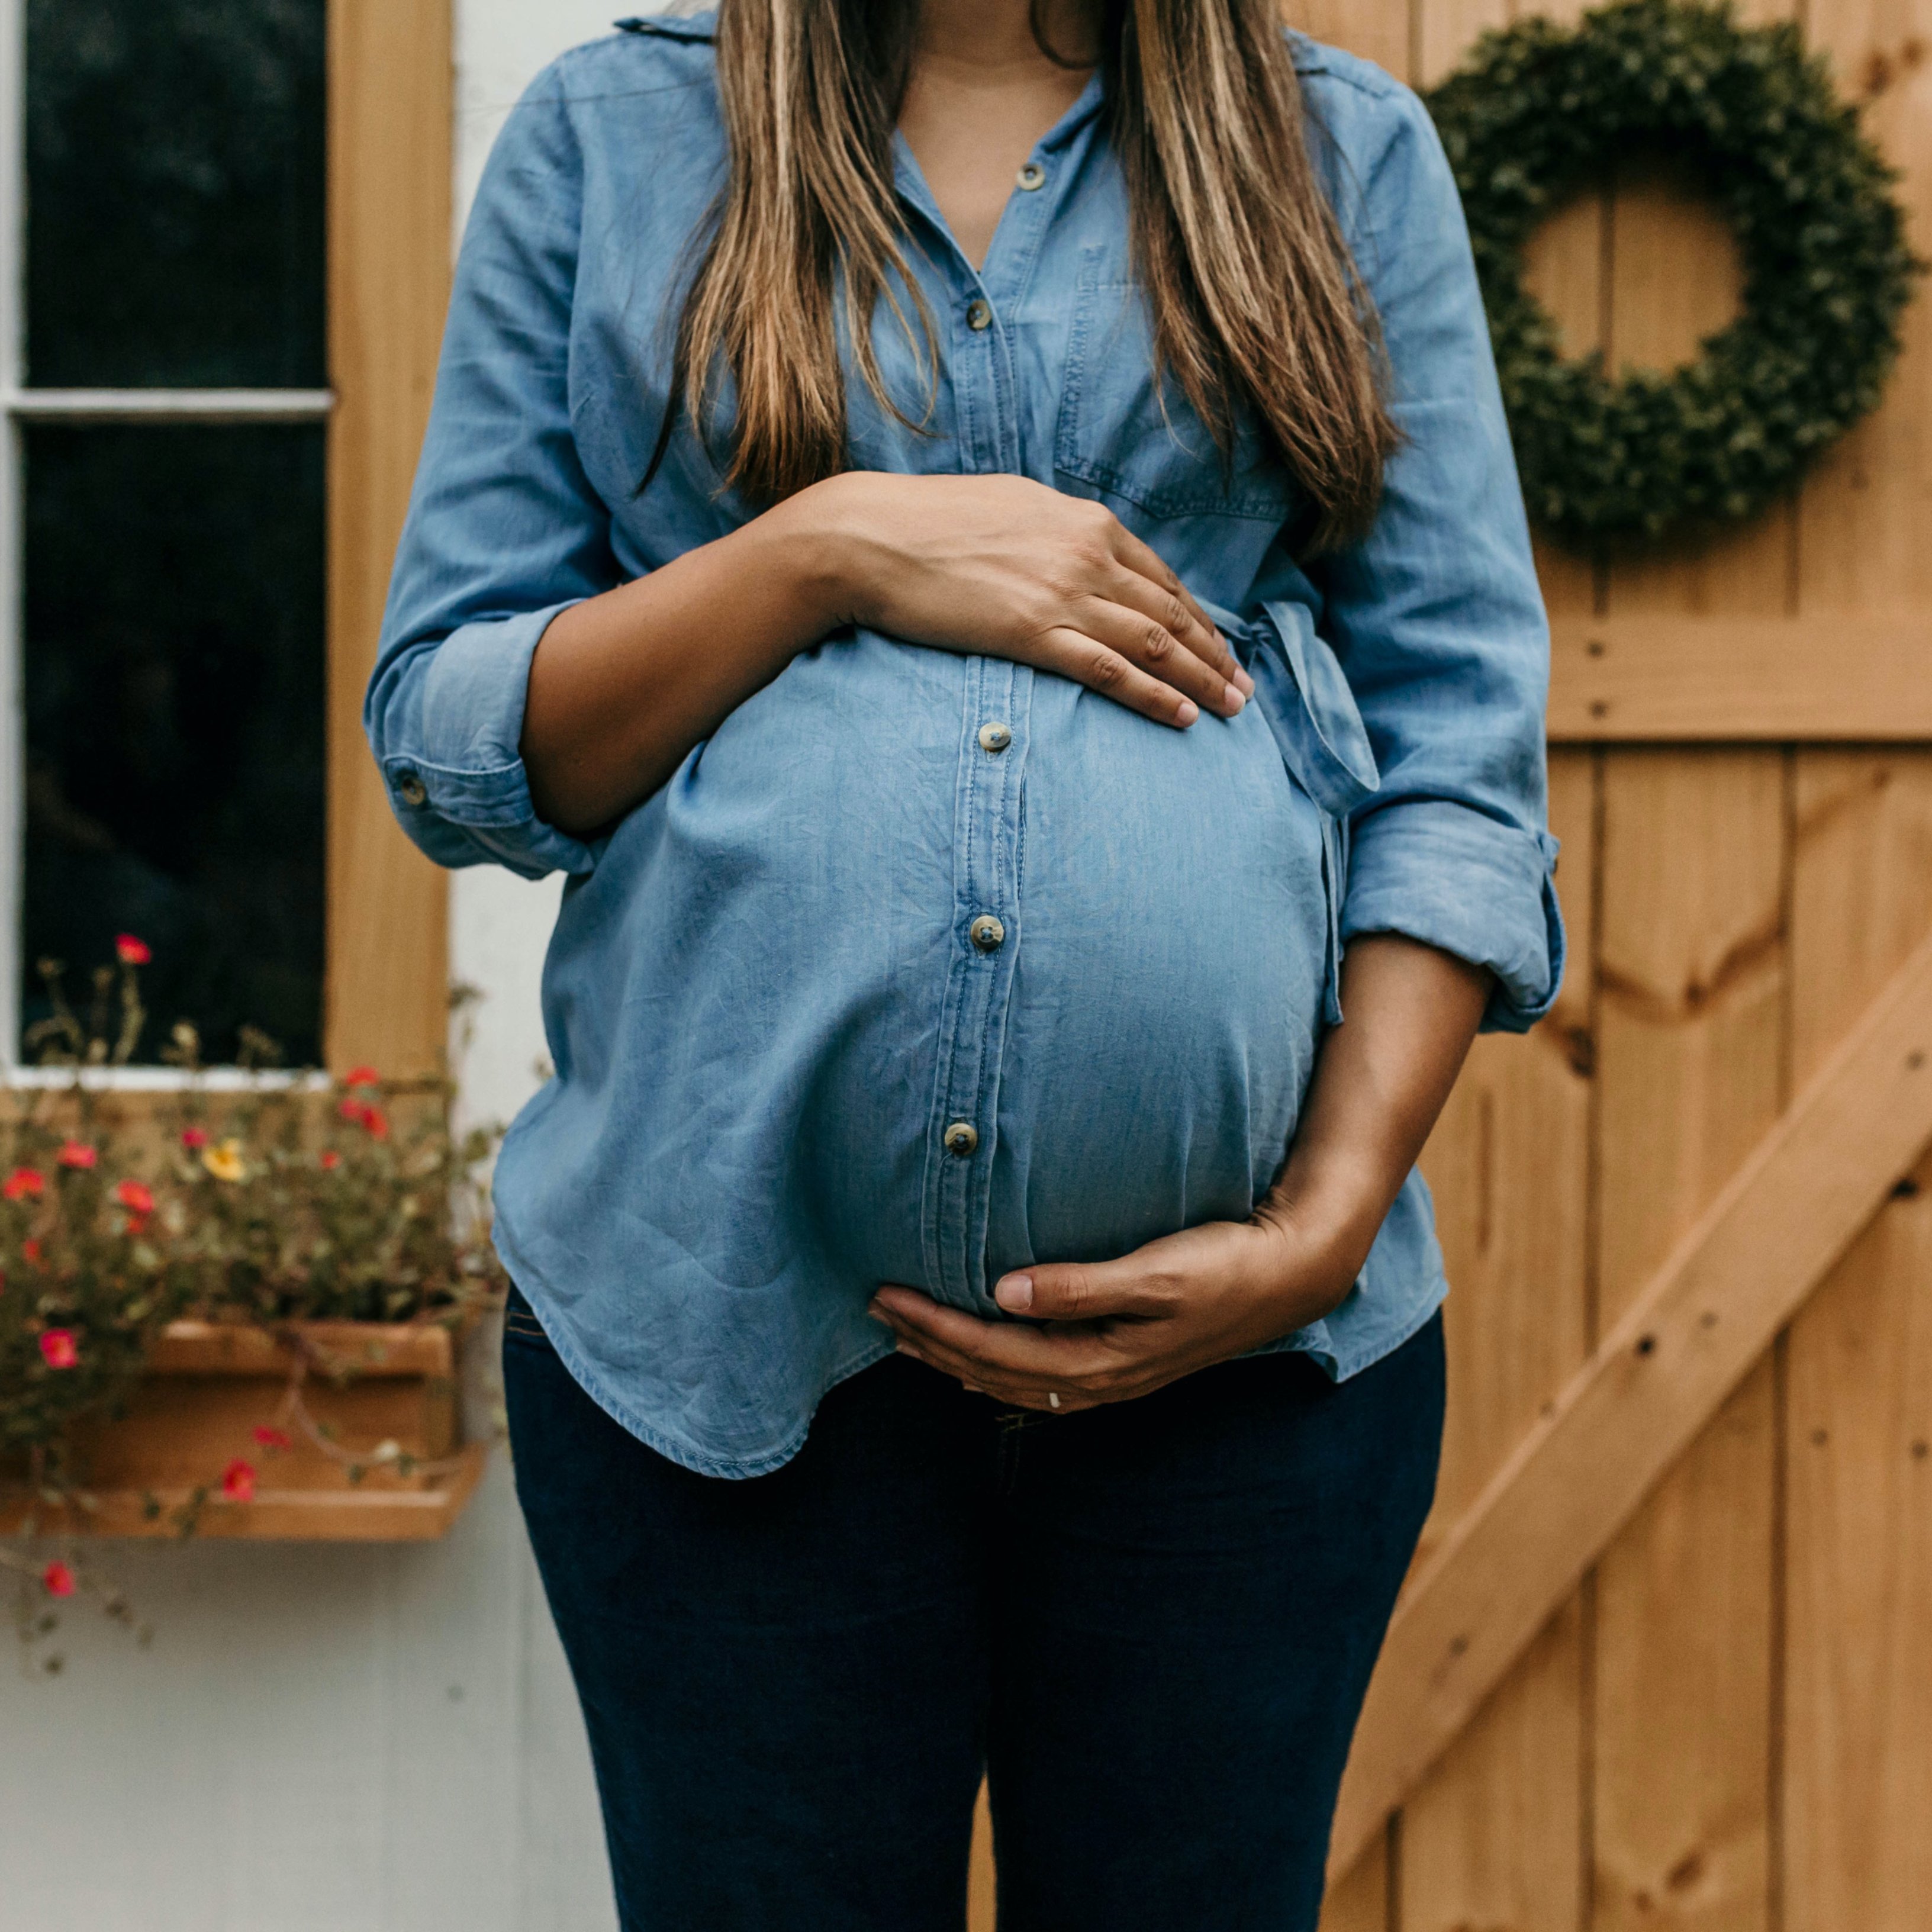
[363, 61, 618, 881]
[1316, 82, 1563, 1033]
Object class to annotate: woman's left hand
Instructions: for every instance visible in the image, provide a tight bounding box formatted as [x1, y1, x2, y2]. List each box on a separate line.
[870, 1212, 1356, 1415]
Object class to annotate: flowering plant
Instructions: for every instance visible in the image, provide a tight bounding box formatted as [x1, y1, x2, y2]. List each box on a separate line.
[1, 945, 505, 1479]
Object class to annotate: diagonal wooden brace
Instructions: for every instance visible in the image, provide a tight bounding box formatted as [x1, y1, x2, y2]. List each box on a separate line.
[1329, 919, 1932, 1879]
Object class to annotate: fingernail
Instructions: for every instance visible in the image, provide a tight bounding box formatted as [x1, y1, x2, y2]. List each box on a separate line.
[1223, 682, 1246, 715]
[867, 1305, 891, 1324]
[1232, 665, 1256, 697]
[1175, 698, 1199, 726]
[995, 1273, 1033, 1312]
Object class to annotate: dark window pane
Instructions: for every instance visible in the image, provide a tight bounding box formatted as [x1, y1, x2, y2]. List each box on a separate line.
[24, 426, 326, 1067]
[27, 0, 326, 388]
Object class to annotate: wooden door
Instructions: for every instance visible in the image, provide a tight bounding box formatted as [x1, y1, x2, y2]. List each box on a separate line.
[1310, 2, 1932, 1929]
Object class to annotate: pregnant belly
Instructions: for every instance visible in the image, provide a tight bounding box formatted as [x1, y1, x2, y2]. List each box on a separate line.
[551, 631, 1332, 1300]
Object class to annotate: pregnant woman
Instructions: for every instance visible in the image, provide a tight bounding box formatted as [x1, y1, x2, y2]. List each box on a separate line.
[369, 1, 1560, 1925]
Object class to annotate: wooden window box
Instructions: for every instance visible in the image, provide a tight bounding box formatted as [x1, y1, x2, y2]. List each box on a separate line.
[1, 1318, 488, 1542]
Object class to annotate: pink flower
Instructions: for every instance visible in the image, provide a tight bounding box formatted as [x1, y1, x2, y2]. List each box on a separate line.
[343, 1065, 382, 1089]
[115, 935, 152, 966]
[319, 1150, 342, 1171]
[180, 1127, 208, 1151]
[221, 1460, 256, 1502]
[41, 1560, 75, 1598]
[252, 1425, 292, 1451]
[38, 1329, 78, 1370]
[115, 1180, 155, 1215]
[2, 1167, 44, 1201]
[57, 1141, 97, 1170]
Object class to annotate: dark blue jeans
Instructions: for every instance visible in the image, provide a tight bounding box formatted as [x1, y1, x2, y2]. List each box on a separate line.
[504, 1289, 1442, 1932]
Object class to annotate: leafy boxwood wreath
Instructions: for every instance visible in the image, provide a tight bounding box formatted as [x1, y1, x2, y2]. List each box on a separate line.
[1424, 0, 1921, 545]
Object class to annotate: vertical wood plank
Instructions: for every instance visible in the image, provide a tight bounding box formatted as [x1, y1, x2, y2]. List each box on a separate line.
[1395, 6, 1604, 1896]
[1783, 754, 1932, 1932]
[1785, 1, 1932, 1919]
[1400, 751, 1593, 1932]
[1292, 0, 1412, 80]
[1581, 32, 1801, 1914]
[1797, 0, 1932, 616]
[1590, 750, 1785, 1932]
[327, 0, 453, 1076]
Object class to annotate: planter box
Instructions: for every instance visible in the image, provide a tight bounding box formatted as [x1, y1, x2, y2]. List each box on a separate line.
[0, 1319, 488, 1541]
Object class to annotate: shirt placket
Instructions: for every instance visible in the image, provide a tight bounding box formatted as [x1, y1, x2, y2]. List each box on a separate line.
[912, 147, 1070, 1311]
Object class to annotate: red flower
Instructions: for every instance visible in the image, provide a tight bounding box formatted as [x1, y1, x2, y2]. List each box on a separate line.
[319, 1149, 342, 1171]
[339, 1098, 389, 1139]
[180, 1127, 208, 1151]
[57, 1141, 97, 1170]
[115, 1180, 155, 1215]
[252, 1425, 292, 1451]
[38, 1329, 78, 1370]
[2, 1167, 43, 1200]
[115, 934, 152, 966]
[41, 1560, 75, 1599]
[221, 1460, 256, 1502]
[22, 1238, 43, 1265]
[343, 1065, 382, 1089]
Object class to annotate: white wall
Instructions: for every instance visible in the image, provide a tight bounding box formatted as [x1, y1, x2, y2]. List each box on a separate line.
[0, 9, 641, 1927]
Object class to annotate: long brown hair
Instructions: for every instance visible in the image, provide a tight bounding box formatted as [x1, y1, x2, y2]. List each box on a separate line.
[666, 0, 1398, 548]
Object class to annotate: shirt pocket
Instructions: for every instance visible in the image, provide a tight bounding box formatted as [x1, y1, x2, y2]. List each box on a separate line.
[1052, 265, 1297, 524]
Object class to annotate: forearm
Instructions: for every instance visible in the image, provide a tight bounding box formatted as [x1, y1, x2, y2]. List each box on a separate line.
[1259, 934, 1491, 1294]
[520, 488, 848, 834]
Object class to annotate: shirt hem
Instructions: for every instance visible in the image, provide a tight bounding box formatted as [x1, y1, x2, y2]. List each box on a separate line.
[494, 1225, 899, 1480]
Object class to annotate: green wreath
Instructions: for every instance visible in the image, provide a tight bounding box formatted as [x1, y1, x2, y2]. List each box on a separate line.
[1424, 0, 1920, 545]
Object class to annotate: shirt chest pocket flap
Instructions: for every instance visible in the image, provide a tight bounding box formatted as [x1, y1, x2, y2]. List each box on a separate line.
[1053, 271, 1297, 524]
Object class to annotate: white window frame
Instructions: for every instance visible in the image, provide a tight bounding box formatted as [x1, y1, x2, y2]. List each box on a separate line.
[0, 0, 333, 1084]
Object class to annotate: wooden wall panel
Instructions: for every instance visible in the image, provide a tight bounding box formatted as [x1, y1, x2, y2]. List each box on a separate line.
[1590, 751, 1784, 1932]
[1400, 752, 1595, 1932]
[1783, 759, 1932, 1920]
[1319, 1, 1932, 1924]
[326, 0, 453, 1077]
[1583, 62, 1796, 1923]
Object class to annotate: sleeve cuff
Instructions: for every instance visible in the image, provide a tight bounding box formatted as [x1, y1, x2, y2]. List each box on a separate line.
[1341, 800, 1564, 1033]
[377, 601, 597, 881]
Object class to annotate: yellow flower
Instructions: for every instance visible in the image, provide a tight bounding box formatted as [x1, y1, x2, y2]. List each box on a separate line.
[201, 1138, 247, 1183]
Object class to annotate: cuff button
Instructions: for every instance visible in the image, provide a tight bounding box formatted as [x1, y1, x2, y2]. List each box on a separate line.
[395, 773, 428, 807]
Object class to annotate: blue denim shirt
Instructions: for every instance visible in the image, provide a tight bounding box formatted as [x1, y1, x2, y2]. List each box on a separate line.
[368, 14, 1561, 1477]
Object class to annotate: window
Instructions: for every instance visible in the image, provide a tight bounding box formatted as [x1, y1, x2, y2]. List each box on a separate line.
[2, 0, 452, 1079]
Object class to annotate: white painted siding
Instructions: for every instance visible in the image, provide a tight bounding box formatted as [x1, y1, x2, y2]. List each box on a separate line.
[0, 8, 651, 1925]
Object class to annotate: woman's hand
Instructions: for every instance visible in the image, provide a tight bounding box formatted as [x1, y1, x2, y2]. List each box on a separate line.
[871, 1210, 1354, 1413]
[872, 935, 1495, 1412]
[797, 471, 1254, 730]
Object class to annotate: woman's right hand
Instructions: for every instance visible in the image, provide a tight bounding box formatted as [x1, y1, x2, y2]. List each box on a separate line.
[785, 471, 1253, 727]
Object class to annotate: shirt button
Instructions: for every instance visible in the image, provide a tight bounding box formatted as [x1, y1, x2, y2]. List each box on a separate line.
[969, 915, 1006, 953]
[944, 1120, 980, 1157]
[966, 298, 993, 332]
[396, 773, 428, 807]
[977, 721, 1012, 754]
[1017, 161, 1046, 191]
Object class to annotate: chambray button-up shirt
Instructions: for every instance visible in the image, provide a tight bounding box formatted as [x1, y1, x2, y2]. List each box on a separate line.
[368, 13, 1563, 1478]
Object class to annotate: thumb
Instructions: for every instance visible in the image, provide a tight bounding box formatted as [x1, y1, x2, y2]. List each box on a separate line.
[993, 1258, 1171, 1322]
